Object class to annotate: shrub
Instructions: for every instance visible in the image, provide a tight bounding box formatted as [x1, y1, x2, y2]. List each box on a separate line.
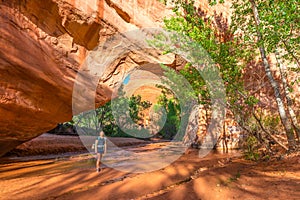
[243, 135, 260, 161]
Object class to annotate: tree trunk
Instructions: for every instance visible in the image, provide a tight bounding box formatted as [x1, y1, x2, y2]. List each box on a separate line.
[275, 51, 300, 142]
[252, 110, 289, 151]
[249, 0, 296, 149]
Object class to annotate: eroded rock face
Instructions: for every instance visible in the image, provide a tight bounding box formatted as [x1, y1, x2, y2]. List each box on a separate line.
[0, 0, 235, 156]
[0, 0, 174, 156]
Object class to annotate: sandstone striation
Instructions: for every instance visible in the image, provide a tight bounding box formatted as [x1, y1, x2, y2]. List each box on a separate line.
[0, 0, 235, 156]
[0, 0, 174, 156]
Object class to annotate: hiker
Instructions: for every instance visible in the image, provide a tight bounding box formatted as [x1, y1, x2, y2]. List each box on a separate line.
[95, 131, 107, 173]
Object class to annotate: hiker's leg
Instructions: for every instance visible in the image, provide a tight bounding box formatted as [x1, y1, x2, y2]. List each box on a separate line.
[96, 153, 101, 169]
[98, 153, 103, 168]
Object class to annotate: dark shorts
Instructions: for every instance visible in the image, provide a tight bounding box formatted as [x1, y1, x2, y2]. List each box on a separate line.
[97, 146, 104, 154]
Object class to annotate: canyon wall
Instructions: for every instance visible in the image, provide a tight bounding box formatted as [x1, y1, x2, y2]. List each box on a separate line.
[0, 0, 177, 156]
[3, 0, 293, 156]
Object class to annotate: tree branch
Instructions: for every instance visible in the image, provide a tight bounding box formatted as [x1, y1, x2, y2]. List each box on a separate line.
[252, 111, 288, 151]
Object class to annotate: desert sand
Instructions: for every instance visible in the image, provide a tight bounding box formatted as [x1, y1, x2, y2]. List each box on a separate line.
[0, 134, 299, 200]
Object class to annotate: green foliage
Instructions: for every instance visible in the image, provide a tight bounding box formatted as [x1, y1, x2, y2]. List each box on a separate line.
[71, 86, 151, 137]
[244, 95, 259, 106]
[160, 64, 197, 105]
[243, 135, 260, 161]
[263, 115, 280, 129]
[152, 64, 198, 140]
[158, 0, 168, 5]
[163, 0, 246, 103]
[158, 0, 253, 139]
[231, 0, 300, 68]
[260, 0, 299, 62]
[179, 64, 210, 104]
[157, 0, 299, 151]
[231, 0, 299, 148]
[155, 86, 181, 139]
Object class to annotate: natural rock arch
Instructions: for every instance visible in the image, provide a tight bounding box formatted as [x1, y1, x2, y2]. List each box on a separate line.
[0, 0, 231, 156]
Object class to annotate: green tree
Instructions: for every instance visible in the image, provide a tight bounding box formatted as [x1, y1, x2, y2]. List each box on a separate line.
[156, 64, 198, 140]
[71, 85, 152, 137]
[156, 85, 181, 139]
[159, 0, 250, 146]
[162, 0, 299, 151]
[231, 0, 299, 149]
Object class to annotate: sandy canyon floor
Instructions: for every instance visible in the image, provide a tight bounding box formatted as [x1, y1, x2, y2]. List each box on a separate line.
[0, 134, 299, 200]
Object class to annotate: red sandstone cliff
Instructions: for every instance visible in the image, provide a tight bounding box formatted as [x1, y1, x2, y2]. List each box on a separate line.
[4, 0, 289, 156]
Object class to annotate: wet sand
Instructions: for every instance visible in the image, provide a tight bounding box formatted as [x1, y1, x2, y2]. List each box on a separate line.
[4, 134, 152, 158]
[0, 142, 299, 200]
